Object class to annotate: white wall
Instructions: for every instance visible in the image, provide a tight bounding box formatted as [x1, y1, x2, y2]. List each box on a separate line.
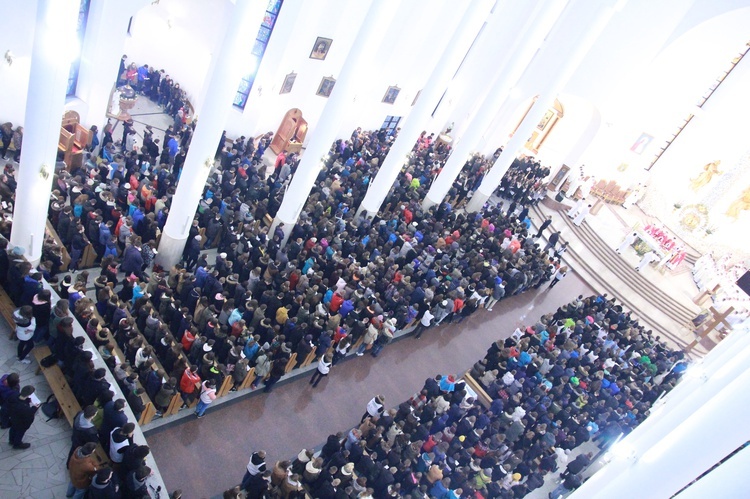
[223, 0, 371, 139]
[223, 0, 470, 142]
[535, 94, 599, 170]
[0, 0, 37, 126]
[123, 0, 233, 116]
[638, 40, 750, 256]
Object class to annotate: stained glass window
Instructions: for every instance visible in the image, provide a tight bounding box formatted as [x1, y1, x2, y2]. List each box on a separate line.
[234, 0, 284, 109]
[66, 0, 90, 97]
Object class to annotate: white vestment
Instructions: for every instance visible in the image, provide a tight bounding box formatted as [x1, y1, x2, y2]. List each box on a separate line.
[573, 206, 590, 226]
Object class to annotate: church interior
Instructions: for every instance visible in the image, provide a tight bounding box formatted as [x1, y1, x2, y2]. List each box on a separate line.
[1, 0, 750, 497]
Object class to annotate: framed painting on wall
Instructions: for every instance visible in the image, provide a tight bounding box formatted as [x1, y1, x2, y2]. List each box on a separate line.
[316, 77, 336, 97]
[310, 37, 333, 60]
[382, 86, 400, 104]
[630, 133, 654, 155]
[280, 72, 296, 94]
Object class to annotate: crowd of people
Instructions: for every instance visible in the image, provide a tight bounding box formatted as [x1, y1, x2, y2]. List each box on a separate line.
[232, 295, 686, 498]
[0, 68, 572, 497]
[1, 116, 564, 424]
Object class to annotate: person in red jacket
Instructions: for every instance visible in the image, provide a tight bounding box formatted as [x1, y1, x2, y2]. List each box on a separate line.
[179, 365, 201, 406]
[329, 292, 344, 313]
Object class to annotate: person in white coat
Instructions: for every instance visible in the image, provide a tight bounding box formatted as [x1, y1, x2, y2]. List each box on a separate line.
[309, 353, 332, 388]
[567, 199, 584, 218]
[616, 232, 638, 254]
[566, 175, 584, 197]
[573, 204, 592, 226]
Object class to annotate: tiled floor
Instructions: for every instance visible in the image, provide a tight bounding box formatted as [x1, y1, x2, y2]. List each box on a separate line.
[147, 274, 595, 498]
[0, 327, 72, 499]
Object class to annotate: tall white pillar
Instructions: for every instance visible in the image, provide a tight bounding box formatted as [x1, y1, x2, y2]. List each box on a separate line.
[673, 443, 750, 498]
[431, 0, 547, 146]
[464, 0, 625, 213]
[571, 360, 750, 499]
[10, 0, 80, 265]
[572, 329, 750, 497]
[270, 0, 397, 244]
[422, 0, 570, 210]
[75, 1, 150, 127]
[355, 0, 493, 217]
[155, 0, 267, 268]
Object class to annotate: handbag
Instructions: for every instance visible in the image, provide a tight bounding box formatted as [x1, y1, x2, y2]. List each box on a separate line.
[41, 394, 61, 421]
[40, 354, 58, 368]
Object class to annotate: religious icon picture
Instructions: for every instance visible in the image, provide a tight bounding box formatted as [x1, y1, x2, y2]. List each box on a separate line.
[630, 133, 654, 155]
[280, 72, 297, 94]
[382, 86, 400, 105]
[316, 77, 336, 98]
[310, 37, 333, 60]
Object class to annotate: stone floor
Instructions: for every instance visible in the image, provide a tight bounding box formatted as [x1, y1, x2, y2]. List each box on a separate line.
[0, 326, 72, 499]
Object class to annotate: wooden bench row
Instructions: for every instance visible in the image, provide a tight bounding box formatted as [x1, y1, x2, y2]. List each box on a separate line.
[0, 285, 17, 338]
[90, 307, 158, 425]
[31, 346, 110, 467]
[462, 372, 493, 409]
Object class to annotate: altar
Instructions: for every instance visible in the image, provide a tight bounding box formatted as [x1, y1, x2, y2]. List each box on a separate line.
[633, 228, 666, 259]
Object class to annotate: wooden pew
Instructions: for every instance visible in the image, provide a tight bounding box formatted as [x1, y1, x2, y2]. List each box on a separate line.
[32, 345, 80, 425]
[462, 373, 492, 409]
[238, 367, 256, 391]
[90, 308, 158, 424]
[163, 393, 184, 418]
[216, 375, 234, 398]
[284, 353, 298, 373]
[31, 346, 111, 466]
[0, 285, 17, 337]
[45, 220, 71, 272]
[300, 347, 318, 368]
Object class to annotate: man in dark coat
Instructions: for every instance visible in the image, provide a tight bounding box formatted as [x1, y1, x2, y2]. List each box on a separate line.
[120, 243, 144, 277]
[543, 231, 561, 253]
[68, 405, 99, 463]
[7, 385, 38, 449]
[184, 235, 202, 271]
[99, 399, 128, 453]
[535, 216, 552, 238]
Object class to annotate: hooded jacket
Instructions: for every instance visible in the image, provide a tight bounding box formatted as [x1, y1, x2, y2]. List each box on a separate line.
[68, 447, 97, 489]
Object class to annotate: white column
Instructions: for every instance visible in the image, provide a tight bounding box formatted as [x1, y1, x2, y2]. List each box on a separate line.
[10, 0, 80, 265]
[571, 360, 750, 499]
[464, 0, 624, 213]
[673, 444, 750, 499]
[155, 0, 267, 268]
[572, 331, 750, 497]
[355, 0, 493, 217]
[270, 0, 397, 244]
[75, 1, 149, 126]
[422, 0, 570, 210]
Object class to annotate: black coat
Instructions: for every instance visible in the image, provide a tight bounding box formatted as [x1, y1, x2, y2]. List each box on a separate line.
[7, 397, 37, 431]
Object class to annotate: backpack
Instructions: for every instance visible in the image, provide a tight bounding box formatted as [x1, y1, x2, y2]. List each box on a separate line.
[40, 394, 62, 421]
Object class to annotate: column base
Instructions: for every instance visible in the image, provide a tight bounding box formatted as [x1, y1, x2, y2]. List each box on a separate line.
[355, 204, 377, 219]
[269, 213, 296, 247]
[421, 193, 442, 212]
[155, 231, 188, 269]
[465, 191, 491, 213]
